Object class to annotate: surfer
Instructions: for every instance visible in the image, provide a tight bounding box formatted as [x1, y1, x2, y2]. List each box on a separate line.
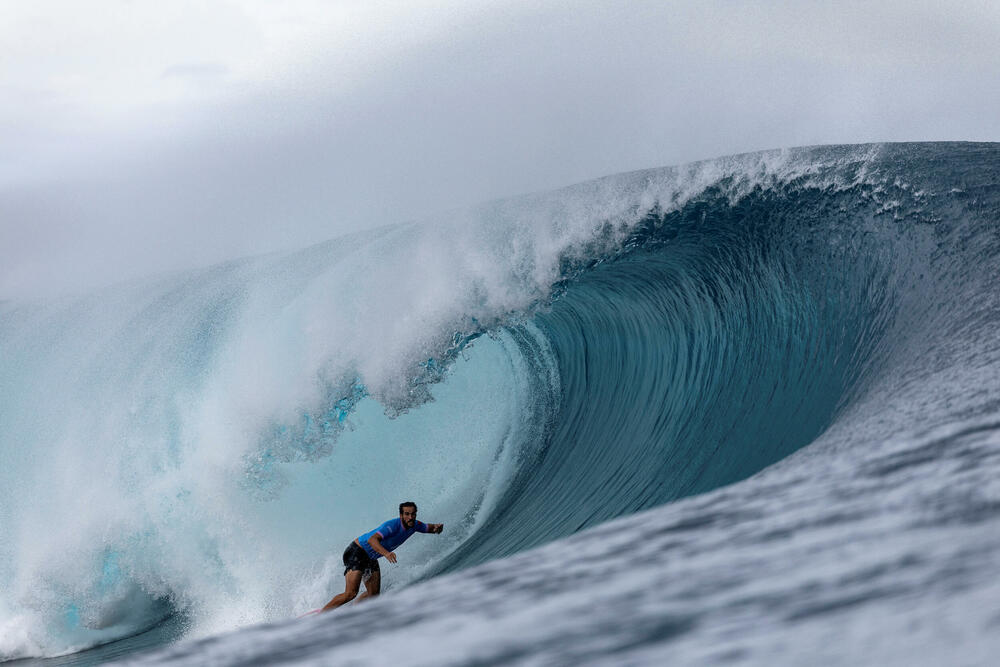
[321, 502, 444, 612]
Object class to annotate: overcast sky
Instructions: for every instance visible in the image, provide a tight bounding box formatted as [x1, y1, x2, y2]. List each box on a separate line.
[2, 0, 999, 298]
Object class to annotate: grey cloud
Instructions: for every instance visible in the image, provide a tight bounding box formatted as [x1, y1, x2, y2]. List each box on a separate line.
[161, 63, 231, 80]
[2, 1, 999, 299]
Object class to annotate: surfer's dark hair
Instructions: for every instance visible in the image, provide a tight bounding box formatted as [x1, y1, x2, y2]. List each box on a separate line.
[399, 501, 417, 513]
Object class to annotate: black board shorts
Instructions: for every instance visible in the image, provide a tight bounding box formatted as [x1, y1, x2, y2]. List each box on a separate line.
[343, 541, 380, 577]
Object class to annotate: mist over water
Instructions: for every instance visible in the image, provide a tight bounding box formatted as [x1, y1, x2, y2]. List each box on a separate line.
[2, 143, 999, 665]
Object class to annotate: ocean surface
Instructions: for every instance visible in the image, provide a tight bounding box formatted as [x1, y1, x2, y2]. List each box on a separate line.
[1, 142, 998, 665]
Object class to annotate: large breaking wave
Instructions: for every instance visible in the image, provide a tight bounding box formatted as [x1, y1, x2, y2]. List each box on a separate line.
[1, 142, 997, 661]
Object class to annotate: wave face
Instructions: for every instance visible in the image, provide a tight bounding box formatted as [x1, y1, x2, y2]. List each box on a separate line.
[2, 143, 999, 662]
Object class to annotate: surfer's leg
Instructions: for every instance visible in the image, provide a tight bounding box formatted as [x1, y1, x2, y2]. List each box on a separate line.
[356, 569, 381, 601]
[321, 570, 363, 611]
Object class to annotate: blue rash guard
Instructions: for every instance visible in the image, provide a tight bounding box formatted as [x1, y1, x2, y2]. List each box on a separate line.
[357, 518, 429, 559]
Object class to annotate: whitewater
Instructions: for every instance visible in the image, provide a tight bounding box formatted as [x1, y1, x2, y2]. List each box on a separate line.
[1, 142, 998, 665]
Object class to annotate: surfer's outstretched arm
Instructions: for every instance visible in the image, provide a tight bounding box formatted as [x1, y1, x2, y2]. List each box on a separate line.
[368, 534, 397, 563]
[416, 522, 444, 534]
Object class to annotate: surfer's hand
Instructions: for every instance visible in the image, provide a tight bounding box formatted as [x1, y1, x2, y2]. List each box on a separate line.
[434, 524, 444, 533]
[386, 552, 397, 564]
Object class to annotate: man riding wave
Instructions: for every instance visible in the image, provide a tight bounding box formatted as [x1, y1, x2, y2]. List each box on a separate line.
[321, 501, 443, 612]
